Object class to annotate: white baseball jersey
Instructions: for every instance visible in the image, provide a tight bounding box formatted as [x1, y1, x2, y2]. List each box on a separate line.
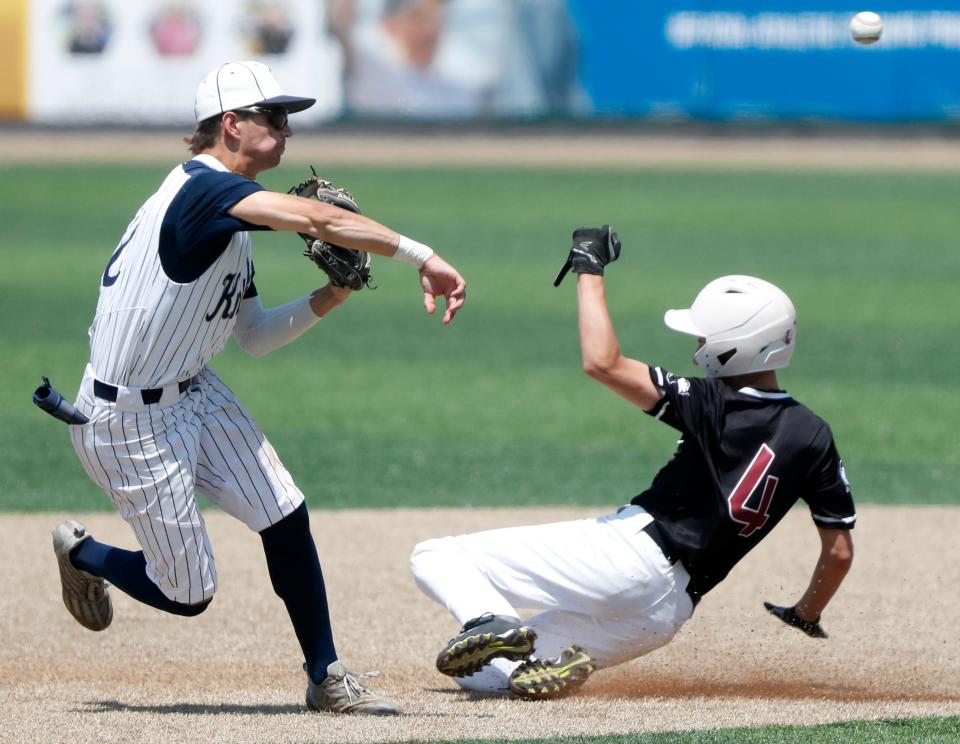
[71, 154, 304, 604]
[89, 154, 261, 388]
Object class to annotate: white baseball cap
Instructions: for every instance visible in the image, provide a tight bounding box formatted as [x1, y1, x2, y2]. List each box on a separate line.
[194, 61, 316, 122]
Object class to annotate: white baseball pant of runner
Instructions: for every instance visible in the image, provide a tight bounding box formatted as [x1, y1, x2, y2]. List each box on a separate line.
[410, 505, 695, 691]
[69, 363, 304, 605]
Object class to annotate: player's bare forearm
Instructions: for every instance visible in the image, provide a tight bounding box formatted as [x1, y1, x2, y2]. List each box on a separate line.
[309, 285, 351, 318]
[234, 190, 466, 323]
[230, 191, 403, 257]
[577, 275, 620, 370]
[577, 275, 661, 410]
[793, 527, 854, 621]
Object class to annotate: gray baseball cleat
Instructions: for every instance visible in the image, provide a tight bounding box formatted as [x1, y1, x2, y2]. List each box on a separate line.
[305, 661, 401, 715]
[508, 645, 595, 699]
[51, 519, 113, 631]
[436, 612, 537, 677]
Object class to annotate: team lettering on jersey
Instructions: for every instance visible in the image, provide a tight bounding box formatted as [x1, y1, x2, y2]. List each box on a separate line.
[205, 257, 253, 322]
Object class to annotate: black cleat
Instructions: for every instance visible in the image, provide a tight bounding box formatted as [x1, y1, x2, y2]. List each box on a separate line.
[508, 645, 595, 699]
[436, 612, 536, 677]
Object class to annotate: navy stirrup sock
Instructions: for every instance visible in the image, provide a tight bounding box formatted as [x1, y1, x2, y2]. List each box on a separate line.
[70, 538, 208, 617]
[260, 503, 337, 683]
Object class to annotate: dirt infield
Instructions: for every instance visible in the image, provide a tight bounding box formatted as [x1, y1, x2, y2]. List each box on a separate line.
[3, 127, 960, 170]
[4, 506, 959, 744]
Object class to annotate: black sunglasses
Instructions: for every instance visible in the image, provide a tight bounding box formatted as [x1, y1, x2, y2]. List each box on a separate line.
[232, 105, 289, 131]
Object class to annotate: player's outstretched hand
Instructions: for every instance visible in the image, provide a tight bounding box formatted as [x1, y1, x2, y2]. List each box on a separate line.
[763, 601, 828, 639]
[419, 255, 466, 325]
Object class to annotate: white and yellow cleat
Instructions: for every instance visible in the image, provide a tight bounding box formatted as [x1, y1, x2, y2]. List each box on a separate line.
[436, 613, 536, 678]
[508, 645, 595, 699]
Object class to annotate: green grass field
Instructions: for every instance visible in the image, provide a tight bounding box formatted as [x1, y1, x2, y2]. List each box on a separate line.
[418, 717, 960, 744]
[2, 162, 958, 742]
[415, 715, 960, 743]
[2, 163, 957, 511]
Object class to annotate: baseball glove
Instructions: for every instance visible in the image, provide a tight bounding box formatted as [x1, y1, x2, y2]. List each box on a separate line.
[288, 170, 374, 291]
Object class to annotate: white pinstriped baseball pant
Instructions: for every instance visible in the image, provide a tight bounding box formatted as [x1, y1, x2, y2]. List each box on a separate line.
[410, 505, 695, 691]
[69, 364, 304, 605]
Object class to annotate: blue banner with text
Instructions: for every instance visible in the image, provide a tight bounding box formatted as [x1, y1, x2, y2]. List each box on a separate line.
[567, 2, 960, 122]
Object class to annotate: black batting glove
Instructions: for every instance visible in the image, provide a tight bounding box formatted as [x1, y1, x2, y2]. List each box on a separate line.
[554, 225, 622, 286]
[763, 601, 828, 639]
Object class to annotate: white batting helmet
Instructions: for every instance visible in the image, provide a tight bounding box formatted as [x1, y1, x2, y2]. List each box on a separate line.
[663, 275, 796, 378]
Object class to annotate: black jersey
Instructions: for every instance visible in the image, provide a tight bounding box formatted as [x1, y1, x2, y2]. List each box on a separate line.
[631, 367, 856, 600]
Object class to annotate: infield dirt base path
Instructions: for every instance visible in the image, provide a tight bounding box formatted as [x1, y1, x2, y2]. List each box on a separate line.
[5, 128, 960, 171]
[3, 506, 959, 744]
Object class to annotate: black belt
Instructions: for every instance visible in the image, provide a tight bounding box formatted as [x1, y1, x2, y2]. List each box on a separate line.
[642, 520, 678, 565]
[642, 520, 701, 607]
[94, 378, 193, 405]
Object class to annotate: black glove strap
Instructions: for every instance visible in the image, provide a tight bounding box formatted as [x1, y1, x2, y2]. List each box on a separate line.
[553, 258, 573, 287]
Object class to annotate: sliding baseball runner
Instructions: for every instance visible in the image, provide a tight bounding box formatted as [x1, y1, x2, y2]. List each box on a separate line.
[410, 227, 856, 698]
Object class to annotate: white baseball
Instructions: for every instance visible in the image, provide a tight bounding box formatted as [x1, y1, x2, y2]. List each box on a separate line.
[850, 11, 883, 45]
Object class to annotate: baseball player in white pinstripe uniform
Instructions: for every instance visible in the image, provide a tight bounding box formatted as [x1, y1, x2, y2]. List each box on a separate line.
[51, 61, 466, 716]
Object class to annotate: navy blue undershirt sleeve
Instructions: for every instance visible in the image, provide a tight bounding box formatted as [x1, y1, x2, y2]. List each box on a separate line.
[159, 163, 272, 283]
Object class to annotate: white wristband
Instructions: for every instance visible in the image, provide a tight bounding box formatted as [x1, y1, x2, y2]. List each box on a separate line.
[394, 235, 435, 268]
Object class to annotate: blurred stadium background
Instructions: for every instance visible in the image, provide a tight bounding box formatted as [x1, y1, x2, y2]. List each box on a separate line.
[2, 0, 960, 127]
